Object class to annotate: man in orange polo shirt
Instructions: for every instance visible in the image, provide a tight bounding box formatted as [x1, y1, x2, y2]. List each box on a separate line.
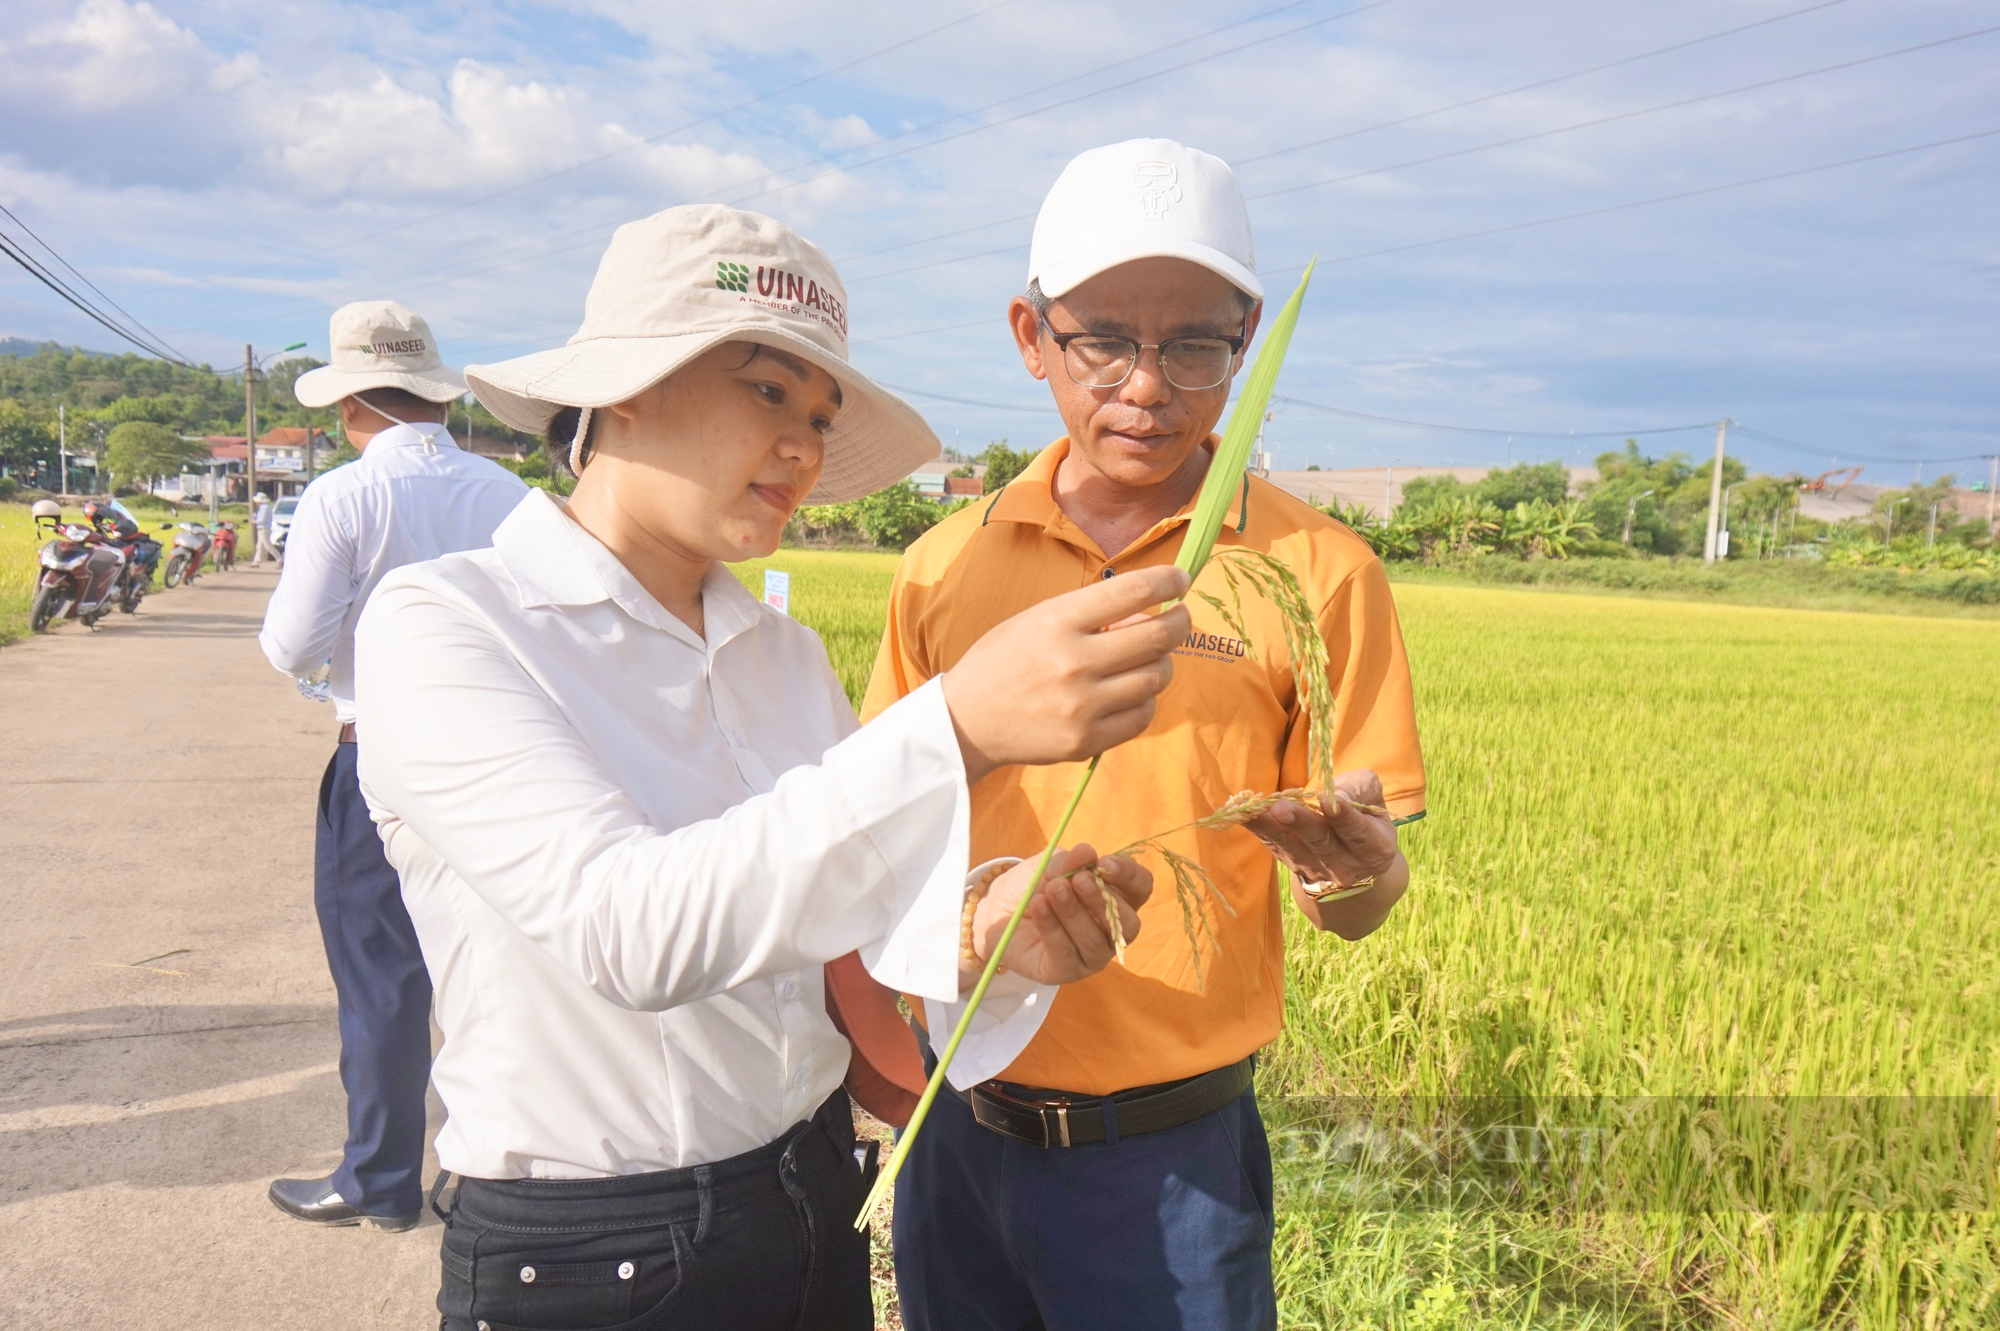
[864, 140, 1426, 1329]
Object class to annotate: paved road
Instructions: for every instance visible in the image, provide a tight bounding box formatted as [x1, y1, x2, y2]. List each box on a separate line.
[0, 564, 439, 1329]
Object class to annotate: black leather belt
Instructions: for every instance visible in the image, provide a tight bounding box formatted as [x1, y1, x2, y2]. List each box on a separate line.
[955, 1056, 1255, 1149]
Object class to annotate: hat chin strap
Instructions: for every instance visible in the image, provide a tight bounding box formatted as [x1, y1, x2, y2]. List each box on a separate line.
[568, 407, 593, 479]
[355, 391, 446, 455]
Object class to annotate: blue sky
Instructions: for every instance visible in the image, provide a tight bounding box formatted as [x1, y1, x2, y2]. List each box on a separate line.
[2, 0, 1996, 481]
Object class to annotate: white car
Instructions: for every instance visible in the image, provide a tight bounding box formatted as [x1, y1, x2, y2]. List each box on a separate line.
[271, 496, 299, 550]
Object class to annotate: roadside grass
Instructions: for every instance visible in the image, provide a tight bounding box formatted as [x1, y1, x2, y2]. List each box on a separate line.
[736, 550, 2000, 1328]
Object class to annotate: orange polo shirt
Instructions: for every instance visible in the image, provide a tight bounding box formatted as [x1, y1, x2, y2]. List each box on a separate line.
[860, 439, 1426, 1095]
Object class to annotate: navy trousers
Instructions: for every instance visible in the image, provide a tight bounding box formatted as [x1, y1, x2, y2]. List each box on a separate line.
[314, 741, 433, 1216]
[892, 1072, 1277, 1331]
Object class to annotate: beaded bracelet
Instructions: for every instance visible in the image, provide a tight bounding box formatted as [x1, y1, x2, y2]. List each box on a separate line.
[959, 861, 1010, 975]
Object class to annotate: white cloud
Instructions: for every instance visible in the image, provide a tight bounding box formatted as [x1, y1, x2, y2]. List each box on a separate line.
[17, 0, 218, 111]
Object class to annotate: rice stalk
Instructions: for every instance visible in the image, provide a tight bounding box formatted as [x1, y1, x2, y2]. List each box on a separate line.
[1200, 547, 1337, 793]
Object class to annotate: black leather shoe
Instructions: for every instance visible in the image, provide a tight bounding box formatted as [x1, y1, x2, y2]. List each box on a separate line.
[268, 1174, 420, 1232]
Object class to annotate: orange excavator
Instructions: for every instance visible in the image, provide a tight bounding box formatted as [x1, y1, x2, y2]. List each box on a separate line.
[1799, 466, 1863, 497]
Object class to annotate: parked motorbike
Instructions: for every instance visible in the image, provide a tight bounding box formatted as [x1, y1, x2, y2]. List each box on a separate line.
[163, 522, 215, 587]
[29, 500, 129, 632]
[210, 520, 238, 571]
[83, 499, 162, 613]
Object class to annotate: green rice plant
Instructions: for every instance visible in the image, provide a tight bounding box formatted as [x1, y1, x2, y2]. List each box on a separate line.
[729, 545, 1998, 1321]
[854, 263, 1318, 1228]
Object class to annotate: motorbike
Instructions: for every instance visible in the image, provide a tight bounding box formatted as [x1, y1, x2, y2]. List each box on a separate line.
[82, 499, 162, 614]
[210, 520, 238, 571]
[29, 500, 129, 632]
[163, 522, 216, 587]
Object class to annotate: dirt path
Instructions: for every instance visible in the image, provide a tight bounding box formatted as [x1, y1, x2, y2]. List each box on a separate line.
[0, 565, 439, 1328]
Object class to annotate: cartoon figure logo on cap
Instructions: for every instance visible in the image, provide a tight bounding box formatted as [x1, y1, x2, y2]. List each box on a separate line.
[1133, 161, 1182, 220]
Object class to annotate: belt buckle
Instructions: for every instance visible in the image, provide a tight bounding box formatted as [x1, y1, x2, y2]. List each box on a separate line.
[1037, 1100, 1072, 1148]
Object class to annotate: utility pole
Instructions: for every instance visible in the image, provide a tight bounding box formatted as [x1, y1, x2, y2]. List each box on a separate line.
[1718, 484, 1734, 559]
[243, 344, 257, 509]
[57, 403, 67, 500]
[1384, 463, 1395, 522]
[1988, 455, 1998, 538]
[1702, 419, 1730, 563]
[1927, 502, 1938, 549]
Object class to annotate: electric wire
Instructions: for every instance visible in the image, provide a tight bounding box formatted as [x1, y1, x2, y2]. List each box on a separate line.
[212, 0, 1356, 295]
[1232, 0, 1856, 172]
[1247, 22, 2000, 203]
[0, 232, 191, 365]
[1731, 425, 1996, 467]
[844, 22, 2000, 285]
[0, 204, 192, 363]
[1272, 125, 2000, 271]
[1274, 396, 1713, 437]
[836, 0, 1856, 270]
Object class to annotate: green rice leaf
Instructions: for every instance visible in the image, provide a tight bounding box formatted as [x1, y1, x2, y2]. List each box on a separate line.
[1174, 262, 1316, 580]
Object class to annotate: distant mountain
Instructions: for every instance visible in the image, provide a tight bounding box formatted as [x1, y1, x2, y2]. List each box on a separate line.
[0, 337, 118, 359]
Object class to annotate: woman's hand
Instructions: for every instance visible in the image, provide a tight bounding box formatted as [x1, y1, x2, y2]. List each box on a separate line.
[961, 844, 1151, 988]
[943, 567, 1191, 785]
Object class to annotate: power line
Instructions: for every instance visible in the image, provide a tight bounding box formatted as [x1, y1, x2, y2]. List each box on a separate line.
[1274, 396, 1712, 437]
[1284, 125, 2000, 269]
[210, 0, 1354, 301]
[836, 0, 1856, 272]
[853, 319, 997, 345]
[0, 231, 191, 365]
[0, 203, 192, 363]
[1233, 0, 1856, 172]
[719, 0, 1398, 214]
[1731, 425, 1996, 466]
[877, 381, 1057, 414]
[1248, 22, 2000, 203]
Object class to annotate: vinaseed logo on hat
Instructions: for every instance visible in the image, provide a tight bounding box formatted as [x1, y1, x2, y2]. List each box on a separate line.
[463, 204, 936, 505]
[349, 337, 429, 359]
[292, 300, 466, 409]
[726, 263, 847, 340]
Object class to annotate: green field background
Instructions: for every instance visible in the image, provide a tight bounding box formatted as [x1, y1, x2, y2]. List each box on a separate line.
[731, 549, 2000, 1329]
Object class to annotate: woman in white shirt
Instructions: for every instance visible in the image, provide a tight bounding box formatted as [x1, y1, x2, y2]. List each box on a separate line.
[353, 204, 1190, 1331]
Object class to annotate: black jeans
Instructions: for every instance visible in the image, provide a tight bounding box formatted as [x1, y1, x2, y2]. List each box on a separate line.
[435, 1092, 876, 1331]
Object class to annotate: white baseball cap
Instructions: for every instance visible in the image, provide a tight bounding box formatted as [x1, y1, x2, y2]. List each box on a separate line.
[293, 301, 467, 408]
[1028, 138, 1262, 302]
[465, 204, 939, 504]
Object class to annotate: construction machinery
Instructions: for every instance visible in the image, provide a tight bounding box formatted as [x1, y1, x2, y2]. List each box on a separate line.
[1799, 466, 1863, 497]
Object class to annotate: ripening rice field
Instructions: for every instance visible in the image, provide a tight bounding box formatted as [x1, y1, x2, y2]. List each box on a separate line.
[737, 553, 2000, 1328]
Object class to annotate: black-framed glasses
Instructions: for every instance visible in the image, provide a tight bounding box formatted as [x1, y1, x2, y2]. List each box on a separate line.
[1040, 319, 1246, 392]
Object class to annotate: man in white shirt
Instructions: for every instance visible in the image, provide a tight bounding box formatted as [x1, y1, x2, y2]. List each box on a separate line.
[249, 492, 278, 564]
[259, 300, 529, 1231]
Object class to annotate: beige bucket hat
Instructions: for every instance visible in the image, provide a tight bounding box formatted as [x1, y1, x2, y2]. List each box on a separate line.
[293, 301, 467, 408]
[464, 204, 938, 504]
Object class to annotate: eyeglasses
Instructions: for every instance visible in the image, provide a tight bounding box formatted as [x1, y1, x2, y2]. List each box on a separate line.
[1040, 319, 1246, 392]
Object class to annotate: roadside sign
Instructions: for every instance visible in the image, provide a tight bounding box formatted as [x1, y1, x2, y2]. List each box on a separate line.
[763, 569, 791, 616]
